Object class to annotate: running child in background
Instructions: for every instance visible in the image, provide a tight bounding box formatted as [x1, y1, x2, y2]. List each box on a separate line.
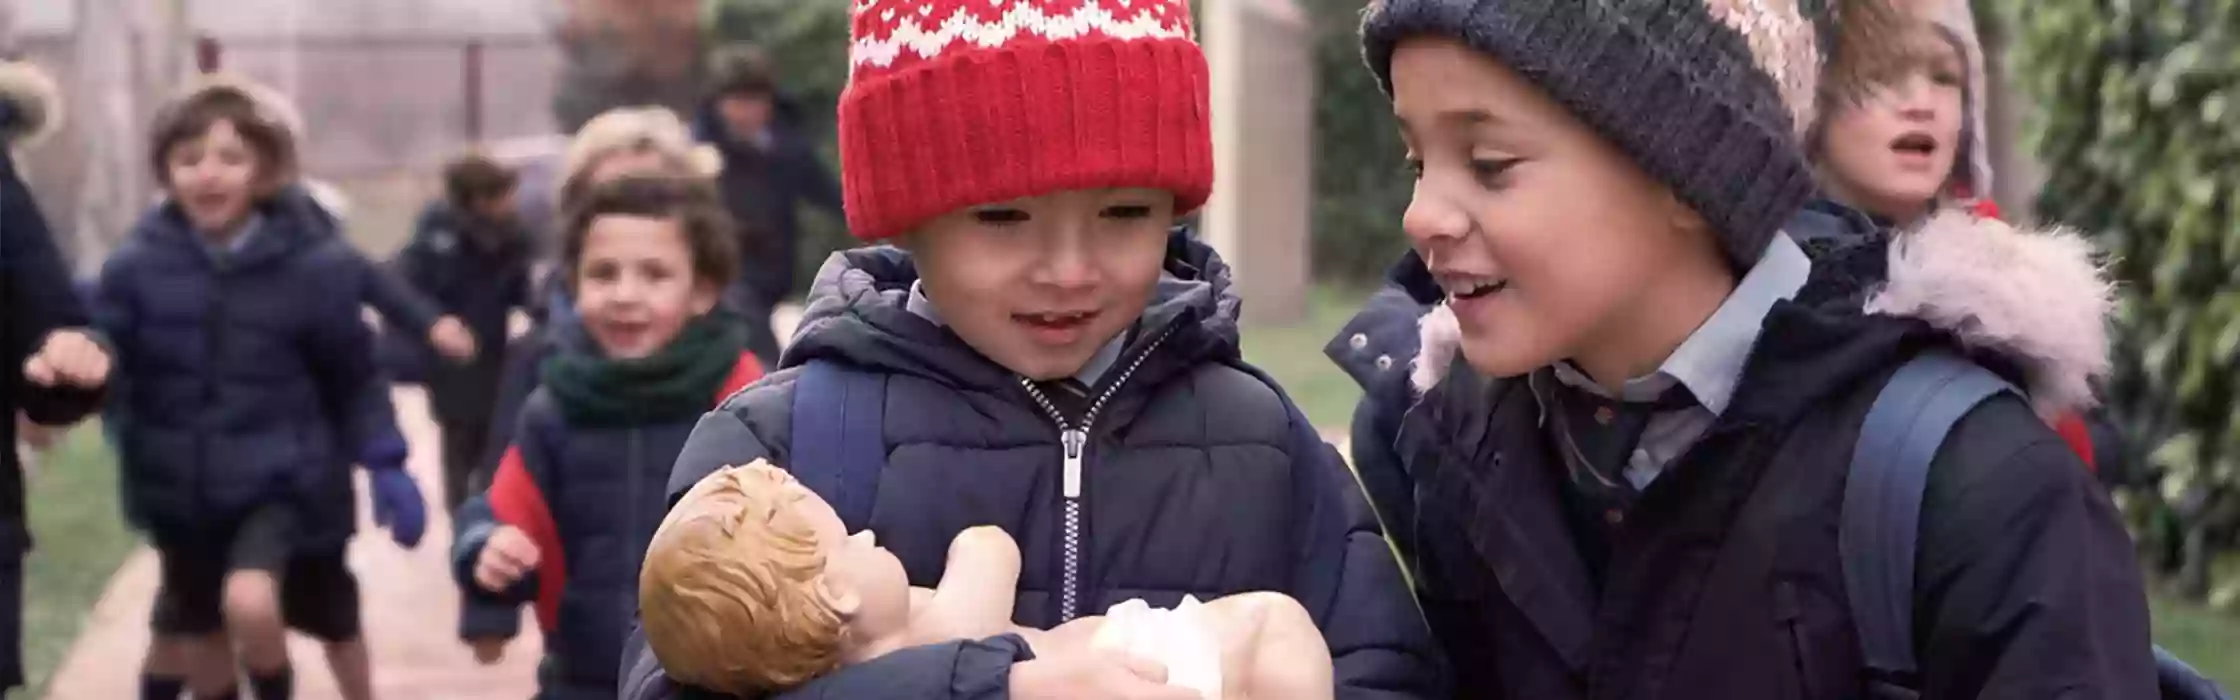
[92, 77, 426, 700]
[452, 175, 762, 696]
[391, 153, 534, 513]
[478, 107, 724, 495]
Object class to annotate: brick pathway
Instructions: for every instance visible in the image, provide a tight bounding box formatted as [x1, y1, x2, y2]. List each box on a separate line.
[43, 387, 544, 700]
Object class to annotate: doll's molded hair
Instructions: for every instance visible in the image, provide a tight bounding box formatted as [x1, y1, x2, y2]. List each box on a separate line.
[640, 462, 847, 695]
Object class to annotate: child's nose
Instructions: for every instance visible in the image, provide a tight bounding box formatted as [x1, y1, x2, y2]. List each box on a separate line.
[1032, 236, 1101, 290]
[1403, 180, 1471, 246]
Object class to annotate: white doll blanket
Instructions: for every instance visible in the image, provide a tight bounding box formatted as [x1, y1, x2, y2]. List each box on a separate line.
[1090, 596, 1224, 699]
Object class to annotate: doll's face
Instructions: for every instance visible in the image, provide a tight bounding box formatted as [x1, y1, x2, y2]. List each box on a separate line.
[779, 474, 913, 644]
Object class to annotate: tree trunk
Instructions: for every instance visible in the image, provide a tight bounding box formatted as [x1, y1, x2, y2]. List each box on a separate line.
[62, 0, 191, 273]
[2180, 519, 2215, 600]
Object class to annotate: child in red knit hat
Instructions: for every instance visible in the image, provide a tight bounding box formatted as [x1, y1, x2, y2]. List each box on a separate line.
[616, 1, 1441, 699]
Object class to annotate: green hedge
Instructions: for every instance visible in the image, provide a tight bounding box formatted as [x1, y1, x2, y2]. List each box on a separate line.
[1306, 0, 1414, 285]
[1994, 0, 2240, 598]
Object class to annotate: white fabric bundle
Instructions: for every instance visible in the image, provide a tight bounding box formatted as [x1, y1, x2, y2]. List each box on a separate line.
[1091, 596, 1224, 700]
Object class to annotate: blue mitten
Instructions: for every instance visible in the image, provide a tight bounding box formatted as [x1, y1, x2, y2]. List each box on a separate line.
[363, 434, 426, 549]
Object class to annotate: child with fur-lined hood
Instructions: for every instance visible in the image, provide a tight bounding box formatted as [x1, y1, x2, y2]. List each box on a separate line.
[1805, 5, 2122, 476]
[1356, 0, 2153, 697]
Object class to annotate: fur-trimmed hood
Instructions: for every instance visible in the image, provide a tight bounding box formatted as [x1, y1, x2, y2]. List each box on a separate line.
[1410, 210, 2115, 419]
[0, 59, 61, 147]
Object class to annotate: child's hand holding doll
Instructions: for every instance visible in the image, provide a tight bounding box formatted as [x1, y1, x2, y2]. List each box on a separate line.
[638, 461, 1335, 699]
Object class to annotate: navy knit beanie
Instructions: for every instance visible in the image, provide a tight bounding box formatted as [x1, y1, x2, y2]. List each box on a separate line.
[1362, 0, 1838, 271]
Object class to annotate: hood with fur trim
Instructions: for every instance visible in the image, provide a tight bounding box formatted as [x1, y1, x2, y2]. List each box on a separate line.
[1411, 210, 2114, 419]
[0, 59, 61, 147]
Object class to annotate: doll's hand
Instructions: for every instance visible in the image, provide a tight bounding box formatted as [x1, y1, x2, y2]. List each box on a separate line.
[23, 329, 111, 389]
[467, 637, 507, 664]
[429, 316, 477, 362]
[1008, 650, 1201, 700]
[474, 525, 539, 591]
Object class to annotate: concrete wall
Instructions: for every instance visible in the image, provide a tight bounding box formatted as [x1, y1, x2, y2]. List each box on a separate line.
[1203, 0, 1315, 326]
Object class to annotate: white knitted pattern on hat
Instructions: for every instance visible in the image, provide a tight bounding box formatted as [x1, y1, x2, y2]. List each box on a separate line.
[849, 0, 1191, 73]
[1703, 0, 1821, 136]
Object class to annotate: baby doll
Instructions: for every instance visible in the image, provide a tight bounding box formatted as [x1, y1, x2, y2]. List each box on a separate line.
[638, 461, 1335, 699]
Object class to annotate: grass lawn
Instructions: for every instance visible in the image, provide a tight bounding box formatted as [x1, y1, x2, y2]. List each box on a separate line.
[1239, 284, 1375, 431]
[17, 424, 137, 697]
[2153, 594, 2240, 691]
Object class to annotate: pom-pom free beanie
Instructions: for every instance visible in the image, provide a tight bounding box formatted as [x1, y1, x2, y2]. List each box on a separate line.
[839, 0, 1213, 241]
[1361, 0, 1844, 270]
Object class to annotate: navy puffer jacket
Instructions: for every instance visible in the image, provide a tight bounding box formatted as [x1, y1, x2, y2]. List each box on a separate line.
[92, 197, 397, 547]
[454, 346, 759, 699]
[620, 234, 1443, 699]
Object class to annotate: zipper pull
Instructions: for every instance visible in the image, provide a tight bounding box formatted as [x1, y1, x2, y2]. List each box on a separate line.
[1062, 428, 1087, 498]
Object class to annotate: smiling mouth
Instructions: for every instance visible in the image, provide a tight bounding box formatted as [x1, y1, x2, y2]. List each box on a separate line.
[1016, 311, 1097, 328]
[1437, 276, 1509, 301]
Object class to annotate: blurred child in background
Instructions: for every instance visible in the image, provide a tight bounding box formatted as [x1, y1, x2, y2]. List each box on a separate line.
[453, 175, 761, 695]
[93, 77, 426, 700]
[392, 153, 534, 513]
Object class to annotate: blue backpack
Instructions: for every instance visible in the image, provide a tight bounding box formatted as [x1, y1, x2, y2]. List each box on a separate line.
[1846, 353, 2228, 700]
[786, 360, 890, 532]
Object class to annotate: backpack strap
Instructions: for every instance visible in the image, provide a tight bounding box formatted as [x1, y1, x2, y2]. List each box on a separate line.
[1841, 352, 2017, 697]
[787, 360, 889, 532]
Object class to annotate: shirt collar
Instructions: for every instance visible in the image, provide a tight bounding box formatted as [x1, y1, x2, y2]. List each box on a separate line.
[906, 280, 1128, 387]
[1553, 232, 1812, 415]
[198, 214, 267, 259]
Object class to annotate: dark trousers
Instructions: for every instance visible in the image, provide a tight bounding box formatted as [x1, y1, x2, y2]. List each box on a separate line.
[429, 354, 505, 513]
[438, 413, 492, 514]
[1, 542, 23, 691]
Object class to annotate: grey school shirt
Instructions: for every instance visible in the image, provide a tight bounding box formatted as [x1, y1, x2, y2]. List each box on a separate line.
[1538, 232, 1812, 489]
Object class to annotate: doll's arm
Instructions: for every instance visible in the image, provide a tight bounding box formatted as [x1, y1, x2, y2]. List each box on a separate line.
[915, 526, 1023, 642]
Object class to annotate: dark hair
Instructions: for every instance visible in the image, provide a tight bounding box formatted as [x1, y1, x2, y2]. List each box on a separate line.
[444, 153, 518, 210]
[707, 43, 778, 100]
[561, 174, 741, 292]
[148, 85, 298, 193]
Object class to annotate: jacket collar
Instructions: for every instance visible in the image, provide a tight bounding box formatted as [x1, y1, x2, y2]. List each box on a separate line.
[1548, 234, 1811, 415]
[784, 227, 1244, 396]
[1412, 210, 2113, 420]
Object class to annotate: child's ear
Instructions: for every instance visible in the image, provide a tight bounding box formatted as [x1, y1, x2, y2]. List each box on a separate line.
[818, 576, 862, 621]
[689, 280, 721, 317]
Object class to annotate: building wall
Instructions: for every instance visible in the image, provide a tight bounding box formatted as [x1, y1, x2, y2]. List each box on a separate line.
[12, 0, 564, 267]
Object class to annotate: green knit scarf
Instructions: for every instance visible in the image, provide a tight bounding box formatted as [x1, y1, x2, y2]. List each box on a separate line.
[540, 313, 746, 428]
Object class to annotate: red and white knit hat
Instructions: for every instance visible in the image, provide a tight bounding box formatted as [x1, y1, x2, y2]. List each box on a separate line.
[839, 0, 1213, 241]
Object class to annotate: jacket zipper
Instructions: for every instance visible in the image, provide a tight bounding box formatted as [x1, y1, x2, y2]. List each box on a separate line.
[1775, 580, 1820, 699]
[626, 426, 646, 569]
[195, 256, 231, 516]
[1016, 326, 1175, 622]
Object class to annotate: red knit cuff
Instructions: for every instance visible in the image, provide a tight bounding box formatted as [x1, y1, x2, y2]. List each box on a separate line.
[839, 36, 1213, 241]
